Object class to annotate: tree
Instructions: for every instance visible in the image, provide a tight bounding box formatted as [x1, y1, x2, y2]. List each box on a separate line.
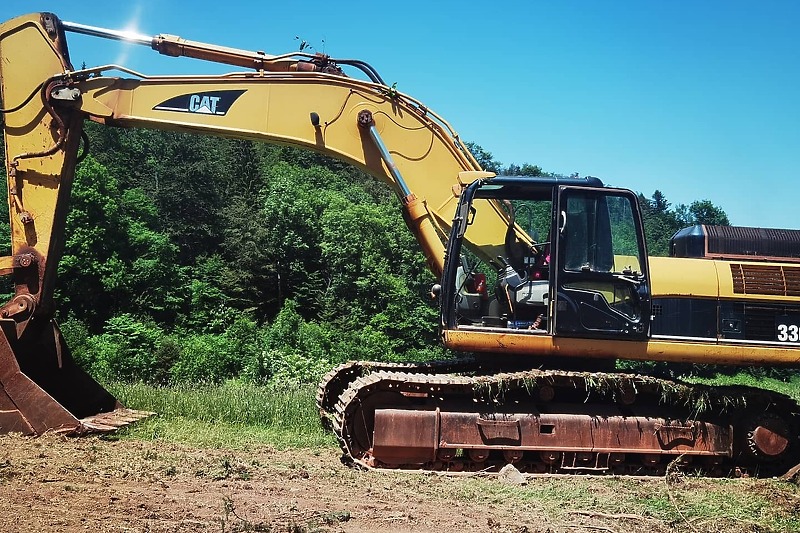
[687, 200, 730, 226]
[651, 190, 669, 214]
[465, 142, 502, 173]
[58, 156, 189, 329]
[319, 195, 437, 351]
[637, 191, 730, 256]
[638, 191, 681, 256]
[503, 163, 543, 177]
[85, 125, 229, 261]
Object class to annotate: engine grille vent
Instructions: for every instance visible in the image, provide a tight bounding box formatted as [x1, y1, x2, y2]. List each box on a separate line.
[741, 304, 800, 341]
[707, 226, 800, 258]
[730, 264, 800, 296]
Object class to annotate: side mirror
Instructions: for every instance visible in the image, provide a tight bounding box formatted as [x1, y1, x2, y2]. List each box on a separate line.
[430, 284, 442, 299]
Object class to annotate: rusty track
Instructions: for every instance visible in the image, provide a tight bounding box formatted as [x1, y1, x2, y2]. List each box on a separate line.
[324, 367, 800, 477]
[317, 361, 411, 428]
[317, 357, 505, 428]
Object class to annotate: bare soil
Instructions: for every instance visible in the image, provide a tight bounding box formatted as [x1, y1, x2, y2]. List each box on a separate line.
[0, 434, 797, 532]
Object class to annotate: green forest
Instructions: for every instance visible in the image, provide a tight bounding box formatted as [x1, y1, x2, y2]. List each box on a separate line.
[0, 126, 732, 386]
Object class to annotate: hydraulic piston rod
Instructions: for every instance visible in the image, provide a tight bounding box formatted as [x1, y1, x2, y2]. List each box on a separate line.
[60, 18, 370, 79]
[61, 20, 152, 46]
[60, 18, 319, 73]
[357, 110, 412, 198]
[355, 109, 447, 275]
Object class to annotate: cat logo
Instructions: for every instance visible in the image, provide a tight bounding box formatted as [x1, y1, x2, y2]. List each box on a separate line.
[189, 94, 221, 114]
[153, 90, 246, 116]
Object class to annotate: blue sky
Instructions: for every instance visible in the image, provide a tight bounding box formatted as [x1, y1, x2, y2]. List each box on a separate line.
[4, 1, 799, 229]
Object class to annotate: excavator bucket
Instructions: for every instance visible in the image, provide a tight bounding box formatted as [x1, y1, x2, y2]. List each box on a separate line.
[0, 319, 151, 435]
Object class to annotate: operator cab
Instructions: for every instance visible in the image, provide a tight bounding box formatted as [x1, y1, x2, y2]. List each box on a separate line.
[442, 176, 651, 343]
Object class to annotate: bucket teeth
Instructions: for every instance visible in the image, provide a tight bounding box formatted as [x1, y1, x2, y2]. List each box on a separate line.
[79, 409, 155, 434]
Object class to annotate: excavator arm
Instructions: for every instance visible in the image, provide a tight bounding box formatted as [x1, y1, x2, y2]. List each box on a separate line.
[0, 12, 523, 434]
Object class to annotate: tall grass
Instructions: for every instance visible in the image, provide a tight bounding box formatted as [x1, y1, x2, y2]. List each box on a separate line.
[106, 381, 335, 449]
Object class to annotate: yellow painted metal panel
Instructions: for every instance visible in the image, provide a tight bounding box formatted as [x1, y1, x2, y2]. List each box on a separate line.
[649, 256, 719, 298]
[443, 329, 800, 366]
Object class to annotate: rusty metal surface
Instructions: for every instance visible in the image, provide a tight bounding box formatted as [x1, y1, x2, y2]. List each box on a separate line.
[373, 409, 438, 464]
[0, 319, 148, 436]
[330, 367, 800, 477]
[443, 412, 730, 455]
[749, 414, 791, 457]
[372, 409, 732, 469]
[0, 325, 80, 434]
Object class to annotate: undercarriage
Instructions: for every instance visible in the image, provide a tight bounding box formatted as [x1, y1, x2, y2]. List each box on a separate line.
[318, 360, 800, 477]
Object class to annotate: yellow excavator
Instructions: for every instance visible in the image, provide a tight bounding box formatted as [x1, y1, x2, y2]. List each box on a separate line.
[2, 12, 800, 475]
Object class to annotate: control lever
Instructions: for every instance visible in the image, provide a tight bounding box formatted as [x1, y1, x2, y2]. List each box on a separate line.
[497, 256, 525, 290]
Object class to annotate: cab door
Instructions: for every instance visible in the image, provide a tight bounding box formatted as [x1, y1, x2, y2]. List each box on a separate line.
[552, 186, 651, 340]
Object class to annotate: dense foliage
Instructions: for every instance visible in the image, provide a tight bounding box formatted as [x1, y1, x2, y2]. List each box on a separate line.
[1, 128, 736, 385]
[57, 124, 449, 385]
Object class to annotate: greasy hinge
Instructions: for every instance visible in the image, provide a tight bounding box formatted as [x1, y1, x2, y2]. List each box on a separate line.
[41, 13, 59, 39]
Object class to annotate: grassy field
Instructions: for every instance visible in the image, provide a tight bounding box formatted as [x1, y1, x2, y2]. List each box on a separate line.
[108, 381, 332, 449]
[104, 375, 800, 532]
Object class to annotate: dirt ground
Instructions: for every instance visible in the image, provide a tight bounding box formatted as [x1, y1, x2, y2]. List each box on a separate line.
[0, 434, 797, 533]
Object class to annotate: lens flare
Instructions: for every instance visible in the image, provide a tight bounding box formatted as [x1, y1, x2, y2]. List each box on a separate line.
[114, 5, 144, 65]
